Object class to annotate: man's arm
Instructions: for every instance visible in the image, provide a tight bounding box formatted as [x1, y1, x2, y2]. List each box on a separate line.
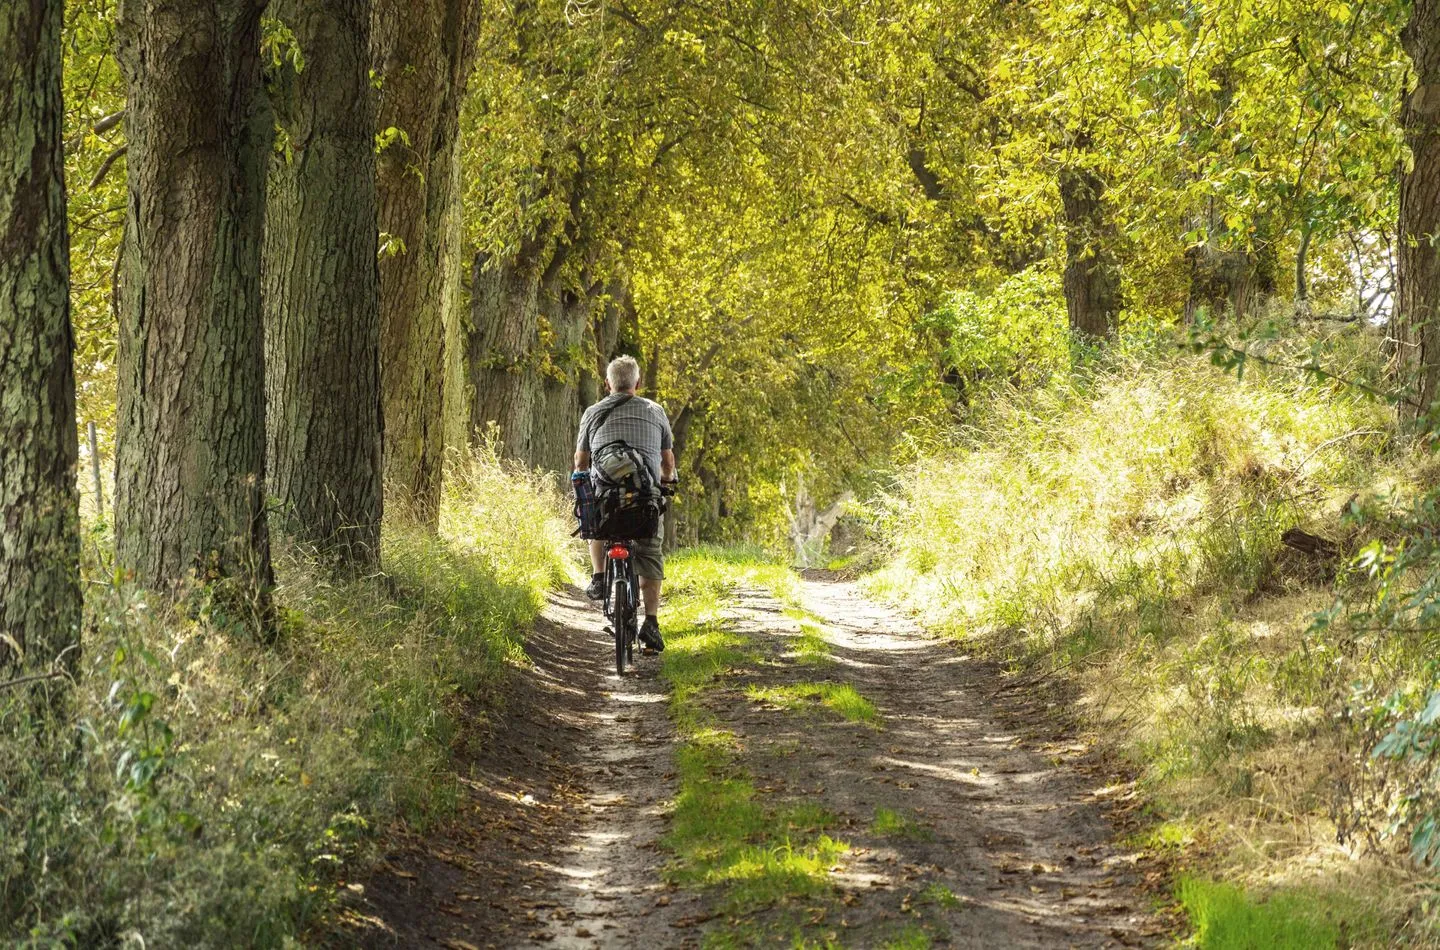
[574, 407, 592, 472]
[661, 449, 676, 481]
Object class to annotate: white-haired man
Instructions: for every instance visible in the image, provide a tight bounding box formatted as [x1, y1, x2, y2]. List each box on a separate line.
[574, 355, 676, 651]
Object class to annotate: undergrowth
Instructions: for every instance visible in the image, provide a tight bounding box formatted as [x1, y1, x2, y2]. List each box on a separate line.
[0, 449, 569, 946]
[872, 331, 1436, 944]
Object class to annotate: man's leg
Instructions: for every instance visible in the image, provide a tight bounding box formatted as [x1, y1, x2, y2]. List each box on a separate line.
[585, 540, 606, 599]
[640, 576, 662, 617]
[633, 532, 665, 651]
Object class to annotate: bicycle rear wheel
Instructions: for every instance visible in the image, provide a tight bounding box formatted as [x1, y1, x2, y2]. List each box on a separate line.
[613, 575, 631, 675]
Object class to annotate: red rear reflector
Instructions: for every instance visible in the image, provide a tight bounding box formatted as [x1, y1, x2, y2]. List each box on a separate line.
[608, 545, 630, 559]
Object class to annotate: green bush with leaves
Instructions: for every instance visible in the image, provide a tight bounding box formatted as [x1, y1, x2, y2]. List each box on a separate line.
[920, 265, 1069, 401]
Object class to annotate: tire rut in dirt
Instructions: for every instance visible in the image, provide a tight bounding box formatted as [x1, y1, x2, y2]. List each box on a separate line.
[688, 578, 1168, 947]
[321, 588, 704, 949]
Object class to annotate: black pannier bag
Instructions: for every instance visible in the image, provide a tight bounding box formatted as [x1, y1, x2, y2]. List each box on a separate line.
[593, 491, 664, 541]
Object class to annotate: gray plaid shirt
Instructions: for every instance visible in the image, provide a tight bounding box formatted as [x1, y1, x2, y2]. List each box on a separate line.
[576, 394, 673, 482]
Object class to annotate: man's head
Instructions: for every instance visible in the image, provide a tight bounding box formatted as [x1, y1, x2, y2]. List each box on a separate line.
[606, 355, 641, 394]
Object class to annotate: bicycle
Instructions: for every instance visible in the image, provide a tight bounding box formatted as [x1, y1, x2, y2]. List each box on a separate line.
[600, 480, 676, 676]
[601, 538, 640, 676]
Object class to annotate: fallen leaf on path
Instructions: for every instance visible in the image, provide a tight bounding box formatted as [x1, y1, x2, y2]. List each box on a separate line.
[439, 940, 480, 950]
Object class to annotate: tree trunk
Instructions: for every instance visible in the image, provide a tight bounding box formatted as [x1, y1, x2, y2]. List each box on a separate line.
[372, 0, 481, 526]
[0, 0, 81, 675]
[263, 0, 382, 569]
[1183, 208, 1277, 323]
[587, 280, 630, 405]
[534, 278, 591, 473]
[1295, 222, 1314, 313]
[114, 0, 274, 626]
[1397, 0, 1440, 419]
[1058, 162, 1122, 340]
[459, 252, 542, 458]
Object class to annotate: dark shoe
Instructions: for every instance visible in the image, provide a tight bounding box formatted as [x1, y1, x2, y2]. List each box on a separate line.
[585, 573, 605, 600]
[639, 616, 664, 652]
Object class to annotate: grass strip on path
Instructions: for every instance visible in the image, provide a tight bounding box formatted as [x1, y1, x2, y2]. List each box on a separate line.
[659, 549, 854, 945]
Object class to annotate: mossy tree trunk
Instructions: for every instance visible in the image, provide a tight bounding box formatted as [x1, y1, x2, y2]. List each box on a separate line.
[372, 0, 481, 527]
[114, 0, 274, 626]
[1058, 161, 1122, 340]
[264, 0, 383, 570]
[1398, 0, 1440, 420]
[0, 0, 82, 675]
[1182, 212, 1279, 324]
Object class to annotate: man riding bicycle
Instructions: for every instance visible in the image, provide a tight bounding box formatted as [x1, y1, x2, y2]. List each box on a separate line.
[574, 355, 675, 652]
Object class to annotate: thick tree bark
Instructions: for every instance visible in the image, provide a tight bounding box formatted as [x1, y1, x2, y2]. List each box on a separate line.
[372, 0, 481, 526]
[0, 0, 81, 674]
[1398, 0, 1440, 419]
[114, 0, 274, 625]
[460, 251, 542, 457]
[534, 279, 591, 473]
[1058, 162, 1122, 340]
[264, 0, 382, 569]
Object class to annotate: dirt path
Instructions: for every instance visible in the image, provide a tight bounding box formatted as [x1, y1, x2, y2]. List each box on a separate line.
[330, 576, 1168, 948]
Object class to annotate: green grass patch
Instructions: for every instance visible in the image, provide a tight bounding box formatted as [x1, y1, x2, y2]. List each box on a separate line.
[747, 682, 880, 725]
[783, 608, 833, 667]
[1138, 819, 1197, 854]
[920, 882, 961, 909]
[669, 545, 800, 606]
[660, 548, 852, 921]
[1176, 876, 1347, 949]
[881, 925, 933, 949]
[871, 806, 931, 840]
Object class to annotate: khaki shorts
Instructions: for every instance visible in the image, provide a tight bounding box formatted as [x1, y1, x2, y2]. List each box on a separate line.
[630, 520, 664, 580]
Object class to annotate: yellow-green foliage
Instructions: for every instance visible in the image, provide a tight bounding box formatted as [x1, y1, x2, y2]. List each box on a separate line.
[0, 451, 567, 946]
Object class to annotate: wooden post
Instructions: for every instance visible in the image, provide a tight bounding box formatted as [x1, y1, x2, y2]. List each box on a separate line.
[87, 421, 103, 519]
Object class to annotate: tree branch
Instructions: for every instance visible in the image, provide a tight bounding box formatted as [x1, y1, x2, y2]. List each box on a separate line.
[89, 145, 128, 189]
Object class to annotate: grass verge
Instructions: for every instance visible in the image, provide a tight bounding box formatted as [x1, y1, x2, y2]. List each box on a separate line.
[870, 336, 1427, 942]
[0, 449, 569, 946]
